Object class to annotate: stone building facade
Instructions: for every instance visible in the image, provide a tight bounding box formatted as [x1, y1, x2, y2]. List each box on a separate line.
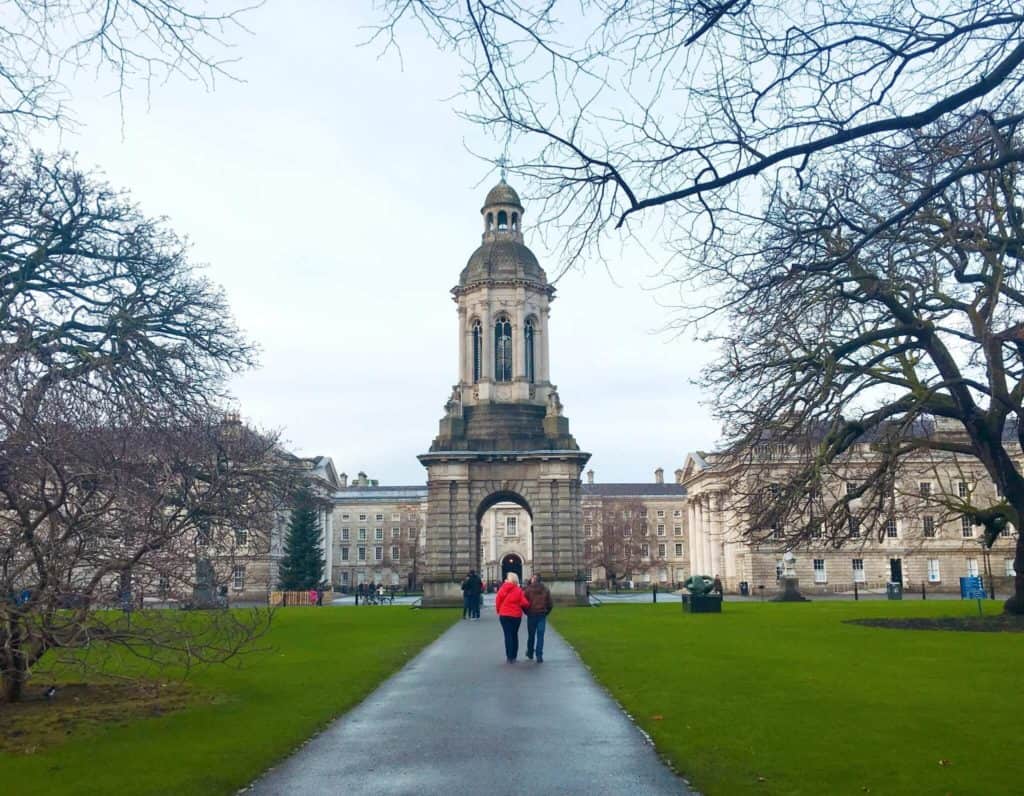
[681, 432, 1019, 595]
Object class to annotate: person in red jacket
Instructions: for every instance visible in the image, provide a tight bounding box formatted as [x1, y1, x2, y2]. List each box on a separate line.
[495, 572, 530, 662]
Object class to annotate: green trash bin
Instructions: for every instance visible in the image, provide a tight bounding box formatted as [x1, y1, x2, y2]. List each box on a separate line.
[886, 582, 903, 600]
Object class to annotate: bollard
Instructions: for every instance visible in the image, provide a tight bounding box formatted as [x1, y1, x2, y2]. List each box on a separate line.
[853, 582, 858, 601]
[922, 582, 926, 600]
[653, 584, 658, 604]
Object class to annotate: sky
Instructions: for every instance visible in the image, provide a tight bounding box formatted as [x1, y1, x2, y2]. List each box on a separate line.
[35, 3, 720, 484]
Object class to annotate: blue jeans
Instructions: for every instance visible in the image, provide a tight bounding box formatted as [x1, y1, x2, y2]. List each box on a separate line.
[499, 615, 521, 660]
[526, 614, 547, 659]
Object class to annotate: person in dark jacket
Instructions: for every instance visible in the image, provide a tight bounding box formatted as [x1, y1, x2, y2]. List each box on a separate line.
[523, 574, 553, 663]
[461, 570, 482, 619]
[495, 573, 530, 662]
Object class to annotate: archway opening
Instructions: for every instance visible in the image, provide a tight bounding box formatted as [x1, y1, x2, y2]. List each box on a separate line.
[476, 491, 533, 590]
[501, 553, 524, 582]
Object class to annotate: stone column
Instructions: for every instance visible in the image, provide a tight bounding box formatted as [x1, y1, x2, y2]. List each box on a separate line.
[710, 494, 724, 577]
[458, 305, 468, 384]
[702, 497, 713, 577]
[482, 301, 493, 385]
[539, 306, 551, 383]
[513, 290, 526, 380]
[687, 502, 699, 576]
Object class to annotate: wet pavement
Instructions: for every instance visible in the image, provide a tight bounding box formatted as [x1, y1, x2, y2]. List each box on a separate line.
[246, 611, 692, 795]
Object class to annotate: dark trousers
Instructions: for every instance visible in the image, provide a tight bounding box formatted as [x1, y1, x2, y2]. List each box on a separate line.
[526, 614, 547, 659]
[499, 615, 521, 660]
[470, 594, 481, 618]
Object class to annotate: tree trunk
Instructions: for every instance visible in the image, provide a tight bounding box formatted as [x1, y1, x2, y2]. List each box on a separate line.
[1008, 532, 1024, 615]
[0, 618, 26, 704]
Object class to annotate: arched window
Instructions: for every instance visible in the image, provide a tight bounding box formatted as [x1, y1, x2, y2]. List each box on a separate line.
[524, 317, 535, 383]
[486, 213, 493, 231]
[511, 212, 519, 230]
[494, 316, 512, 382]
[497, 210, 508, 230]
[472, 320, 482, 383]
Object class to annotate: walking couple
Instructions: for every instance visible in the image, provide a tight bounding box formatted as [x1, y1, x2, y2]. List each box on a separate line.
[460, 569, 483, 619]
[495, 573, 552, 664]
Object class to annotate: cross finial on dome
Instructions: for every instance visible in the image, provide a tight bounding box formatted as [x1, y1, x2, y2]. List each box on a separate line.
[497, 154, 508, 182]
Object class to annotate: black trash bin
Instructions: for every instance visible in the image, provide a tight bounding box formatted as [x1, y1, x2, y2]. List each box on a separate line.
[886, 581, 903, 600]
[739, 581, 750, 597]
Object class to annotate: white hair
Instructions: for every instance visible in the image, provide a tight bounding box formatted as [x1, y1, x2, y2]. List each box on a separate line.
[505, 572, 520, 585]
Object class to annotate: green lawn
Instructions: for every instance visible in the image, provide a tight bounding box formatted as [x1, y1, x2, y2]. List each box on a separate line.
[0, 608, 456, 795]
[553, 600, 1021, 796]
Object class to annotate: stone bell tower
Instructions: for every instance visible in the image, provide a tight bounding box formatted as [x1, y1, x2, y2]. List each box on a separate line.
[418, 180, 590, 606]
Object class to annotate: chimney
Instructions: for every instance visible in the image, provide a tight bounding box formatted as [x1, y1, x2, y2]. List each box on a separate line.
[357, 471, 367, 486]
[339, 472, 348, 488]
[655, 467, 664, 484]
[586, 469, 594, 485]
[674, 468, 684, 484]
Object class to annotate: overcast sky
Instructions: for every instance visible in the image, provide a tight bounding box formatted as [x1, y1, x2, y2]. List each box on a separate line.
[37, 3, 720, 485]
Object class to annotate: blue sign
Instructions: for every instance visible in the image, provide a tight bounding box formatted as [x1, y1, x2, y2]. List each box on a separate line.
[960, 576, 986, 600]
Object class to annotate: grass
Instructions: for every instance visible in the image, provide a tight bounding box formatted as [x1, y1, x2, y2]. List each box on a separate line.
[553, 600, 1022, 796]
[0, 607, 457, 795]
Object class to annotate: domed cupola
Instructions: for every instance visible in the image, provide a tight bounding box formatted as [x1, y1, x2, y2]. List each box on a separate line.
[459, 180, 548, 288]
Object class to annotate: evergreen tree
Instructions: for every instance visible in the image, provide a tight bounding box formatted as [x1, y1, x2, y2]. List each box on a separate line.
[277, 491, 325, 591]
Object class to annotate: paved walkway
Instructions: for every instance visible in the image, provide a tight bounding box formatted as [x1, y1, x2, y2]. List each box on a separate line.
[247, 612, 691, 795]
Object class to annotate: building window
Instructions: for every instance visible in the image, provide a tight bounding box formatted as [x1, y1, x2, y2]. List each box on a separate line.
[375, 546, 383, 562]
[656, 524, 666, 536]
[958, 481, 969, 498]
[623, 526, 632, 537]
[640, 543, 649, 558]
[813, 559, 826, 583]
[961, 515, 973, 537]
[341, 571, 350, 585]
[341, 547, 350, 561]
[846, 481, 859, 496]
[375, 513, 384, 522]
[885, 518, 898, 538]
[506, 516, 518, 536]
[656, 510, 665, 518]
[341, 527, 351, 541]
[1006, 559, 1017, 577]
[657, 543, 666, 558]
[809, 523, 822, 540]
[392, 527, 400, 539]
[852, 559, 865, 583]
[928, 559, 940, 582]
[966, 558, 979, 577]
[391, 546, 400, 562]
[848, 518, 861, 539]
[358, 528, 367, 541]
[673, 509, 682, 518]
[675, 543, 683, 556]
[494, 316, 513, 382]
[524, 317, 535, 383]
[392, 512, 401, 521]
[772, 524, 784, 540]
[375, 528, 384, 541]
[342, 513, 351, 521]
[923, 516, 936, 538]
[358, 547, 366, 562]
[673, 525, 682, 536]
[472, 319, 482, 383]
[235, 528, 248, 547]
[919, 481, 931, 497]
[408, 528, 417, 540]
[359, 513, 367, 522]
[232, 565, 245, 590]
[584, 524, 592, 537]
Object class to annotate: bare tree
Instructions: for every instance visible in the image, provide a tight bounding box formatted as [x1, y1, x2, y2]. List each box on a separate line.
[0, 0, 255, 137]
[694, 119, 1024, 612]
[374, 2, 1024, 265]
[0, 147, 292, 702]
[585, 498, 646, 586]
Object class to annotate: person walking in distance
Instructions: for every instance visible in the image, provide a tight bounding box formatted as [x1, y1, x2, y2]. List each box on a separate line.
[495, 572, 529, 663]
[461, 570, 480, 619]
[468, 569, 483, 619]
[523, 574, 553, 663]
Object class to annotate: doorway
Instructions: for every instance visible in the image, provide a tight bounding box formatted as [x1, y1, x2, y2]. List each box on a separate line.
[889, 558, 903, 583]
[501, 553, 524, 583]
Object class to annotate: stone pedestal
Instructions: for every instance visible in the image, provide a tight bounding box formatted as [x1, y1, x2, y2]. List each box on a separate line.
[773, 577, 810, 602]
[682, 593, 722, 613]
[422, 581, 465, 608]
